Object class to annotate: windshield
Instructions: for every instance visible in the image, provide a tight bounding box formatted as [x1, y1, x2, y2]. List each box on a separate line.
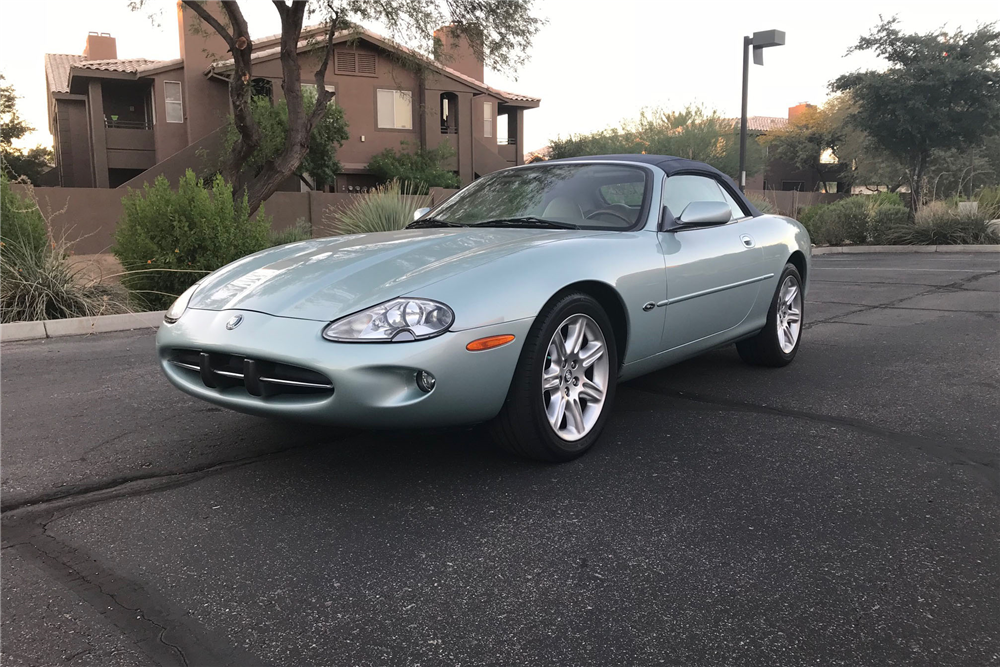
[415, 163, 651, 230]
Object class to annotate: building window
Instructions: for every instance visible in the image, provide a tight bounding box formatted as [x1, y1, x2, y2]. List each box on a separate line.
[164, 81, 183, 123]
[483, 101, 493, 138]
[376, 89, 412, 130]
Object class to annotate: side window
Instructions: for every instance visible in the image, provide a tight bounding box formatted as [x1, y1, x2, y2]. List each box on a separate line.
[661, 174, 731, 221]
[719, 184, 749, 219]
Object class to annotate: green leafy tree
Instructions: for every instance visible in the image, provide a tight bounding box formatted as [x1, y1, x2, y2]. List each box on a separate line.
[367, 142, 461, 191]
[763, 97, 850, 193]
[548, 106, 765, 180]
[222, 89, 349, 190]
[1, 76, 53, 184]
[137, 0, 542, 215]
[831, 17, 1000, 209]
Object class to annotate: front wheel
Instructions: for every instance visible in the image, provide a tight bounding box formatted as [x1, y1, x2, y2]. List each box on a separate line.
[490, 292, 618, 462]
[737, 263, 803, 367]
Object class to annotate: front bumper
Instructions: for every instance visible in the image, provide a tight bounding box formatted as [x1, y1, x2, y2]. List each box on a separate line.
[156, 309, 533, 428]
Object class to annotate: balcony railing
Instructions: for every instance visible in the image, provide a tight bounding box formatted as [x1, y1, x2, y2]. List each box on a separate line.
[497, 138, 516, 145]
[105, 117, 151, 130]
[441, 125, 458, 135]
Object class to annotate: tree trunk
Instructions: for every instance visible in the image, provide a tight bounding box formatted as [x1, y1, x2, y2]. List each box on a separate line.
[183, 1, 340, 216]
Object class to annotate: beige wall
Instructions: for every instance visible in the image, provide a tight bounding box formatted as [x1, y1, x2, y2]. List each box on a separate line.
[253, 42, 423, 171]
[12, 186, 459, 255]
[149, 67, 190, 161]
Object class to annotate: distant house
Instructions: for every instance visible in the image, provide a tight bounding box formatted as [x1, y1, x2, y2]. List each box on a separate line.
[43, 2, 540, 191]
[737, 104, 849, 194]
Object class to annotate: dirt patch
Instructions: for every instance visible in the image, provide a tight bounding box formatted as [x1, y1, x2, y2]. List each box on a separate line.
[66, 254, 123, 286]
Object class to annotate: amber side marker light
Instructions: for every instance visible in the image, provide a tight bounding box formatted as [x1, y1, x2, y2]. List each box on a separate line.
[466, 334, 515, 352]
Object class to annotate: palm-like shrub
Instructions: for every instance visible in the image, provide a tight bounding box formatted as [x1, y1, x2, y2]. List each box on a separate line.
[1, 177, 128, 322]
[884, 206, 1000, 245]
[323, 180, 430, 236]
[746, 193, 776, 214]
[114, 170, 271, 309]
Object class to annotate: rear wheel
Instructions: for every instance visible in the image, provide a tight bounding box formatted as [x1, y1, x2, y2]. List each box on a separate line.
[736, 263, 803, 367]
[491, 292, 618, 462]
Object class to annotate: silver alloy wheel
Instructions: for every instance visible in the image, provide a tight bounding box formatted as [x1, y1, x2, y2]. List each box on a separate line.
[776, 275, 802, 354]
[541, 313, 610, 442]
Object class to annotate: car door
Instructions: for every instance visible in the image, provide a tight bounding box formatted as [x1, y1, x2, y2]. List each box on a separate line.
[656, 173, 765, 352]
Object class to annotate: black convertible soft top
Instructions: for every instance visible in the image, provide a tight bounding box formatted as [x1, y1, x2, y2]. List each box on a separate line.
[546, 154, 762, 217]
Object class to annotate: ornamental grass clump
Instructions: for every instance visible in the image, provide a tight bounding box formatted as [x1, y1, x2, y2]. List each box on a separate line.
[1, 177, 129, 323]
[114, 170, 271, 309]
[882, 204, 1000, 245]
[324, 180, 430, 236]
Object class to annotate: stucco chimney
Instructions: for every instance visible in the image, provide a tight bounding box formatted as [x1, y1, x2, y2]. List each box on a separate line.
[787, 103, 813, 123]
[434, 26, 484, 82]
[83, 32, 117, 60]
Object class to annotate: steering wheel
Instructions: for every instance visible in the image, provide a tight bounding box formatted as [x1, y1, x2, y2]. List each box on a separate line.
[585, 208, 633, 225]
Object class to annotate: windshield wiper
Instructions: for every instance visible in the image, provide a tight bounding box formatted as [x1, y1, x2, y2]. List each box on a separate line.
[473, 216, 580, 230]
[407, 218, 466, 229]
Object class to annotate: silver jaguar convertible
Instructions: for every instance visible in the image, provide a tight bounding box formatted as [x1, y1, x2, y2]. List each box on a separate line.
[157, 155, 810, 461]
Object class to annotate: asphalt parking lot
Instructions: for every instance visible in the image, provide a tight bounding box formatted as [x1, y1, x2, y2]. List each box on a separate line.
[2, 252, 998, 666]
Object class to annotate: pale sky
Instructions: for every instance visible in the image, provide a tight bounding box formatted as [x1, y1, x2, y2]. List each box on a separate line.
[2, 0, 998, 153]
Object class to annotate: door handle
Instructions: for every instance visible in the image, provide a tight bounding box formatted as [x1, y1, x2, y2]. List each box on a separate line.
[740, 234, 755, 248]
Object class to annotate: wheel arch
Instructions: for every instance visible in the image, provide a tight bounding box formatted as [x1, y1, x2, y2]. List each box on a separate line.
[548, 280, 629, 368]
[788, 250, 807, 287]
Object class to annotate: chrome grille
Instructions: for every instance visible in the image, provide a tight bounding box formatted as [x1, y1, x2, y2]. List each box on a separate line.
[168, 349, 333, 397]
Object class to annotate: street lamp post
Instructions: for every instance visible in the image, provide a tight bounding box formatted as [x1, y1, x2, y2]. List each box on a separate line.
[739, 29, 785, 192]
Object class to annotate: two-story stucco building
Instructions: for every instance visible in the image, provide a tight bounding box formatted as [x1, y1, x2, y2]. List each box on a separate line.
[43, 2, 540, 191]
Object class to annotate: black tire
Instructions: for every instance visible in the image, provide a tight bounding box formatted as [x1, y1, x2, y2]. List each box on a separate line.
[736, 263, 803, 367]
[490, 292, 619, 462]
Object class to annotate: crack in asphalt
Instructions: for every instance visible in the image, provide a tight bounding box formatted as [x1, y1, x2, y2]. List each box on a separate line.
[0, 441, 322, 515]
[804, 269, 999, 330]
[2, 510, 271, 667]
[627, 382, 999, 494]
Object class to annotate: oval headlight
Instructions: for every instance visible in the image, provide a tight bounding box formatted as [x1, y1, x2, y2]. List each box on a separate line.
[163, 282, 202, 324]
[323, 298, 454, 342]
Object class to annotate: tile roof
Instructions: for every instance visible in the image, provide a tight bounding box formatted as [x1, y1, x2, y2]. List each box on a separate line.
[207, 27, 540, 106]
[44, 53, 88, 94]
[722, 116, 789, 133]
[74, 57, 181, 74]
[44, 54, 182, 99]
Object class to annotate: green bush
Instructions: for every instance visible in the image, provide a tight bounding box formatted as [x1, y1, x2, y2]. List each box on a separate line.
[798, 194, 910, 245]
[114, 170, 271, 309]
[866, 191, 904, 209]
[367, 141, 461, 192]
[1, 178, 128, 322]
[323, 180, 430, 236]
[1, 175, 48, 256]
[867, 204, 911, 244]
[976, 185, 1000, 220]
[269, 218, 312, 246]
[809, 196, 870, 245]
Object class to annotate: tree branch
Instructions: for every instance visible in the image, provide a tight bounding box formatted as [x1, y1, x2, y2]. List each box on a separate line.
[181, 1, 235, 49]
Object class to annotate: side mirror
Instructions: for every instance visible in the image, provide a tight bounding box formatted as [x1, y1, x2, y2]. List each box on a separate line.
[413, 207, 431, 222]
[677, 201, 733, 226]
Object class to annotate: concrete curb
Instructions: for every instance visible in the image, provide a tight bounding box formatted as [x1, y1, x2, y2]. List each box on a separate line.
[812, 244, 1000, 255]
[1, 311, 165, 343]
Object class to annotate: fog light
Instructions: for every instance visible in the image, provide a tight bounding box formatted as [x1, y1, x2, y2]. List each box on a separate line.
[416, 370, 436, 393]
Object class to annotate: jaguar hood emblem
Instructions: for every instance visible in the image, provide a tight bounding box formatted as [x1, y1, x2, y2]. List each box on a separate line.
[225, 314, 243, 330]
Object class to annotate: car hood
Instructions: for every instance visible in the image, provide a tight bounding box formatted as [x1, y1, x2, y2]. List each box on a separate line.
[189, 228, 592, 322]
